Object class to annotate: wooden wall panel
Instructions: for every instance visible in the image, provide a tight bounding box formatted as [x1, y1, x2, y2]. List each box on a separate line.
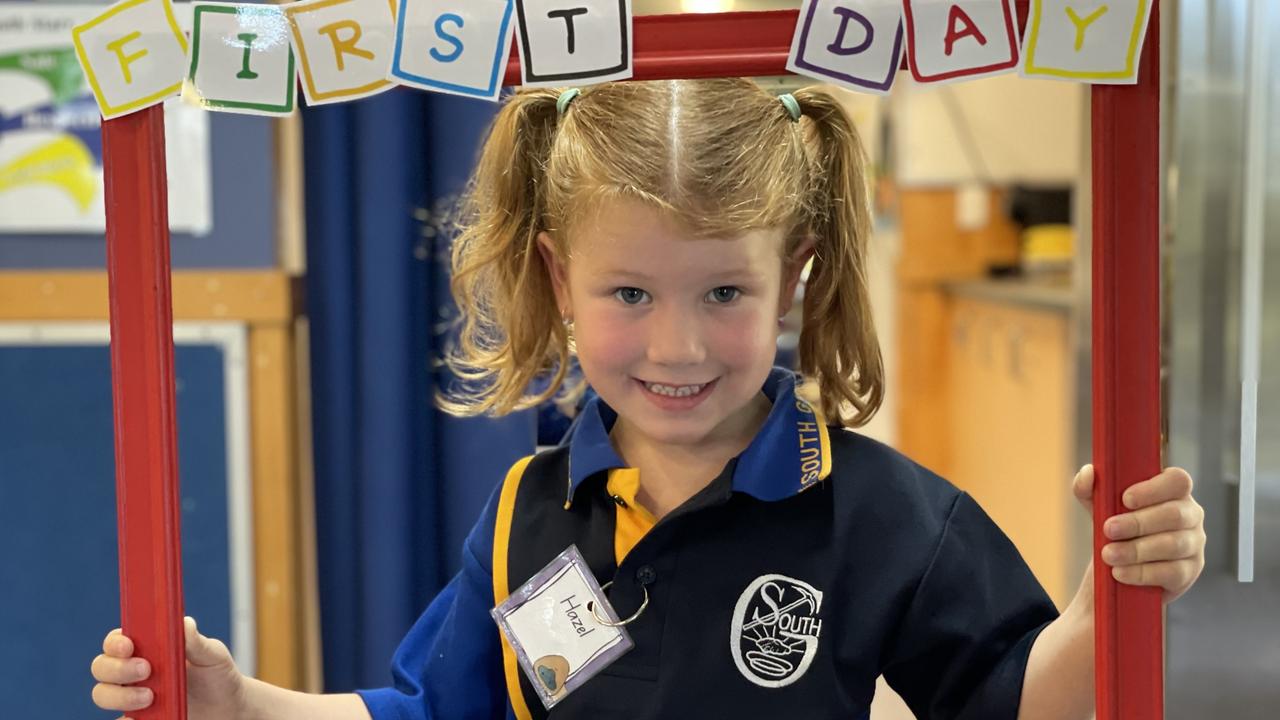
[248, 324, 305, 688]
[0, 272, 298, 322]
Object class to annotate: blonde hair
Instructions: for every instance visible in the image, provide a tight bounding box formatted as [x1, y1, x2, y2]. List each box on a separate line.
[440, 78, 883, 427]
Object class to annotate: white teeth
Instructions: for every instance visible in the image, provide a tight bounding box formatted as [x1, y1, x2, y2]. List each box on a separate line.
[645, 382, 706, 398]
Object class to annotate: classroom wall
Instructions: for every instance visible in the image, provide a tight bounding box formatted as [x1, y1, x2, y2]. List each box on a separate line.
[0, 112, 277, 268]
[892, 74, 1084, 187]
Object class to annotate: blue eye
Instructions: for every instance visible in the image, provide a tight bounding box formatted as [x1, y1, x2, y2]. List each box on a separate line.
[707, 286, 741, 304]
[614, 287, 650, 305]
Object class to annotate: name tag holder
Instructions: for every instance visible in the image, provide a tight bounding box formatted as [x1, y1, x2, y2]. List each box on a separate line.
[492, 545, 634, 709]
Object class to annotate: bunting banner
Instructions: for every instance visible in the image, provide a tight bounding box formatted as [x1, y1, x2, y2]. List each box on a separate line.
[787, 0, 904, 95]
[1020, 0, 1153, 83]
[390, 0, 516, 100]
[284, 0, 398, 105]
[70, 0, 1155, 118]
[514, 0, 633, 87]
[902, 0, 1021, 83]
[72, 0, 188, 119]
[188, 3, 295, 115]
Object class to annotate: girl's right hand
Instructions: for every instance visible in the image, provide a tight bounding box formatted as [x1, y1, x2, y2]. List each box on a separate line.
[91, 617, 247, 719]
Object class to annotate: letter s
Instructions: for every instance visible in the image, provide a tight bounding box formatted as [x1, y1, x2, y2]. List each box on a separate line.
[431, 13, 464, 63]
[751, 581, 786, 628]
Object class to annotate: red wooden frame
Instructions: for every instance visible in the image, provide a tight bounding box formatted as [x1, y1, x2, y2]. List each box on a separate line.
[1091, 1, 1163, 716]
[103, 3, 1162, 718]
[103, 102, 186, 720]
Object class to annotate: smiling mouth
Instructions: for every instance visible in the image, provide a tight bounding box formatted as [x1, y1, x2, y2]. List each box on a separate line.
[638, 379, 716, 398]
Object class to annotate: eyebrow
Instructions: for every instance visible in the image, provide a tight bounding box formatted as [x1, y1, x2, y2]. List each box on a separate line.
[596, 267, 765, 283]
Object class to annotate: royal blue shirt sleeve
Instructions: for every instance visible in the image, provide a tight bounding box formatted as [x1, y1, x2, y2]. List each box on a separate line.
[881, 492, 1060, 720]
[355, 481, 509, 720]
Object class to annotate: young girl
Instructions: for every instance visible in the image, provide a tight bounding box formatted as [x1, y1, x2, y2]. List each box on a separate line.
[91, 79, 1206, 720]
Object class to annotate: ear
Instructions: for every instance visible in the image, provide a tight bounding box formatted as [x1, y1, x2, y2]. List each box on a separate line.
[779, 235, 816, 317]
[537, 231, 572, 316]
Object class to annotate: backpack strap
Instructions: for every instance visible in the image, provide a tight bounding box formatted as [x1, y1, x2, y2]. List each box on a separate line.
[492, 449, 619, 717]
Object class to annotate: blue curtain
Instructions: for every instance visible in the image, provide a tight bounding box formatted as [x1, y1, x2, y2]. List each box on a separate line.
[302, 89, 537, 693]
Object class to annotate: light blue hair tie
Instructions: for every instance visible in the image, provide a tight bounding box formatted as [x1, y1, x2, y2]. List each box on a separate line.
[557, 88, 581, 117]
[779, 93, 801, 122]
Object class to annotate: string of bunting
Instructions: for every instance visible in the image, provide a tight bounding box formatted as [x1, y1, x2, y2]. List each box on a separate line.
[71, 0, 1154, 120]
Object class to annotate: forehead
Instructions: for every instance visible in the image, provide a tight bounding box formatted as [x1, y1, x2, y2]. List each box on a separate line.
[570, 199, 786, 272]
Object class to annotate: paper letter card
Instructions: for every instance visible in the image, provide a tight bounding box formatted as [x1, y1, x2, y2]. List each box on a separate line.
[903, 0, 1020, 84]
[788, 0, 903, 95]
[492, 545, 634, 709]
[391, 0, 515, 101]
[515, 0, 633, 87]
[72, 0, 189, 119]
[187, 3, 295, 116]
[285, 0, 397, 105]
[1021, 0, 1153, 84]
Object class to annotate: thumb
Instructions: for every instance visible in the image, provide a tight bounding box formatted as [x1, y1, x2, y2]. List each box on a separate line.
[184, 616, 231, 668]
[1072, 464, 1095, 515]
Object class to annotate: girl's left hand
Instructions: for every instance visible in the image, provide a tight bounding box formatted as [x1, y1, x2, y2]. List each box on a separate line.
[1072, 464, 1207, 604]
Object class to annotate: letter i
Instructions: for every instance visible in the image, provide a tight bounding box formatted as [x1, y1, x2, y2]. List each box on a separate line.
[237, 33, 259, 79]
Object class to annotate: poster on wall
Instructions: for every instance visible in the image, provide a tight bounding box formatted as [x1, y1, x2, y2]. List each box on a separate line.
[0, 4, 211, 234]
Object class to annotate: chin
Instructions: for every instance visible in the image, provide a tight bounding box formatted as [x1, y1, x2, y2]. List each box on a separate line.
[633, 416, 720, 445]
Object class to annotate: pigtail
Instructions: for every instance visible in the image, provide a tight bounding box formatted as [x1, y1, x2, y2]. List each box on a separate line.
[792, 89, 885, 427]
[439, 87, 573, 416]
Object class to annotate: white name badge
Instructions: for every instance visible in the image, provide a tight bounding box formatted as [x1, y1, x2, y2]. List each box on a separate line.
[491, 544, 634, 709]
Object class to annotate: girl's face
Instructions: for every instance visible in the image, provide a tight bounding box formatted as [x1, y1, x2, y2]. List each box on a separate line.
[539, 199, 807, 450]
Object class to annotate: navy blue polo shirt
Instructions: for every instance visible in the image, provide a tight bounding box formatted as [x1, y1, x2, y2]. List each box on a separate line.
[357, 368, 1059, 719]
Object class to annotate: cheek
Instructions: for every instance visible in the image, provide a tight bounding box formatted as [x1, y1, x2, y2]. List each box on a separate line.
[708, 307, 778, 362]
[572, 306, 639, 369]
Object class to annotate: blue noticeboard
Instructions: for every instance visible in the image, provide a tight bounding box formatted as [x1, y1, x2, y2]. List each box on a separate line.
[0, 323, 253, 719]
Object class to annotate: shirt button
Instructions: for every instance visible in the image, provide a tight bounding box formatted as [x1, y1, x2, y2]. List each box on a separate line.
[610, 494, 628, 508]
[635, 565, 657, 586]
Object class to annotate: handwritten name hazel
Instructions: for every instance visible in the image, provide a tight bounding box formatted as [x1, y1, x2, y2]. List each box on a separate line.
[560, 594, 596, 638]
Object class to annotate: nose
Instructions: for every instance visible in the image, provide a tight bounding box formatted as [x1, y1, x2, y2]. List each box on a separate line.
[645, 302, 706, 367]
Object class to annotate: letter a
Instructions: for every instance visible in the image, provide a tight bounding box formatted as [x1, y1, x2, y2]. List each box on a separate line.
[944, 5, 987, 56]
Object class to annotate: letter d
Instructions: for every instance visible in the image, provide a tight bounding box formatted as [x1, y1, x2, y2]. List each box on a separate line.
[828, 6, 874, 56]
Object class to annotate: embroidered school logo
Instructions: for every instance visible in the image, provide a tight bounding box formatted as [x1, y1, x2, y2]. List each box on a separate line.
[730, 574, 824, 688]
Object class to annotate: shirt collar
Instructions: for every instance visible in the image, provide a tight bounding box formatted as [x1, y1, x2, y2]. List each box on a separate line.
[564, 367, 833, 507]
